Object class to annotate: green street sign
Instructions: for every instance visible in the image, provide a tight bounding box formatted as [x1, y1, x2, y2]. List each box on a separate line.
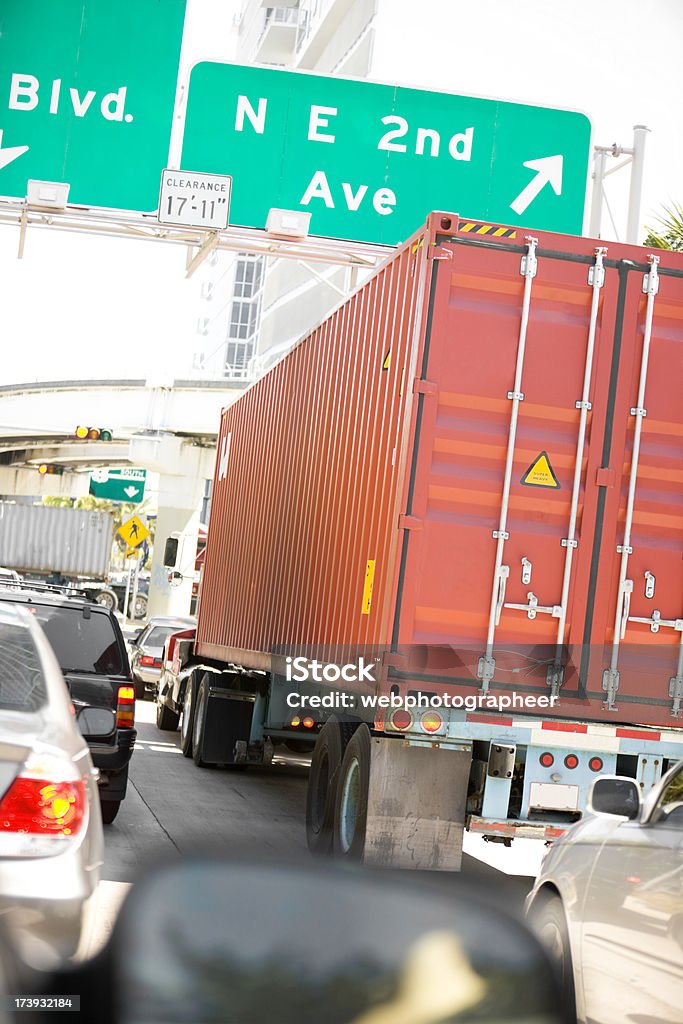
[181, 62, 592, 245]
[0, 1, 187, 210]
[90, 468, 146, 504]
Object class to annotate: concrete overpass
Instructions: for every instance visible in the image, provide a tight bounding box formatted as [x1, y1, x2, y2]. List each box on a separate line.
[0, 376, 244, 616]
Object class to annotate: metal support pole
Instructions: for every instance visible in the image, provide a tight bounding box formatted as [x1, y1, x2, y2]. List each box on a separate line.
[123, 560, 133, 622]
[589, 150, 608, 238]
[626, 125, 650, 244]
[131, 553, 140, 623]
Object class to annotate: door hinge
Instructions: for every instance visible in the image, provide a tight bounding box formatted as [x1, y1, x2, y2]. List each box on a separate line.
[398, 514, 422, 531]
[413, 378, 438, 396]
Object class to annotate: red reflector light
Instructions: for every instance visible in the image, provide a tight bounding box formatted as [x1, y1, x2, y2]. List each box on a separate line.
[539, 752, 554, 768]
[589, 757, 603, 772]
[564, 754, 579, 769]
[391, 710, 412, 731]
[140, 655, 156, 666]
[302, 717, 315, 729]
[420, 711, 443, 734]
[0, 778, 85, 836]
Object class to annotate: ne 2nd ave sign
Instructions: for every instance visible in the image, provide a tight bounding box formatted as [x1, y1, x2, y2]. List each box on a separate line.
[181, 62, 592, 245]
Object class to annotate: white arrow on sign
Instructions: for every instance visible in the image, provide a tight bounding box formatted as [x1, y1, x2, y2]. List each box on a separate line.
[123, 486, 140, 499]
[510, 155, 563, 216]
[0, 130, 29, 172]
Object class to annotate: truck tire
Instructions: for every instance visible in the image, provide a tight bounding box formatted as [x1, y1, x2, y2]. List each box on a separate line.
[180, 675, 197, 757]
[192, 675, 214, 769]
[156, 698, 180, 732]
[306, 716, 360, 856]
[100, 799, 121, 825]
[133, 594, 148, 620]
[333, 724, 371, 861]
[94, 588, 118, 612]
[528, 895, 576, 1018]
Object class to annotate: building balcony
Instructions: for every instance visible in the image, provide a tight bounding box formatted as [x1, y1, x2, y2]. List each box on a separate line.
[252, 6, 301, 63]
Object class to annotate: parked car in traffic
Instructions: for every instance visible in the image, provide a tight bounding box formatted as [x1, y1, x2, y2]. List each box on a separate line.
[0, 581, 136, 824]
[527, 762, 683, 1024]
[0, 602, 104, 967]
[130, 615, 195, 701]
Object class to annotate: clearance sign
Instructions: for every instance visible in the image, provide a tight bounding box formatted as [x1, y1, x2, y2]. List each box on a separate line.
[181, 61, 591, 245]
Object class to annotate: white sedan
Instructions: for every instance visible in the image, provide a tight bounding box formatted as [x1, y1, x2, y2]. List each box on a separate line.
[526, 763, 683, 1023]
[0, 604, 105, 968]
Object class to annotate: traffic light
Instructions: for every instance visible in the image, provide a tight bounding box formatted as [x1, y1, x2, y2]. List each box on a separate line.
[75, 426, 113, 441]
[37, 464, 63, 476]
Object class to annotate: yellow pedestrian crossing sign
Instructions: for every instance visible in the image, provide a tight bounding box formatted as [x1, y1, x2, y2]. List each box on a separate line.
[520, 451, 560, 489]
[118, 515, 150, 548]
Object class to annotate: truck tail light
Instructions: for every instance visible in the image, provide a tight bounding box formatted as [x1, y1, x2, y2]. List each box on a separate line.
[589, 757, 603, 772]
[420, 711, 443, 734]
[302, 717, 315, 729]
[117, 685, 136, 727]
[564, 754, 579, 769]
[0, 752, 86, 856]
[290, 717, 301, 727]
[539, 752, 554, 767]
[390, 710, 412, 731]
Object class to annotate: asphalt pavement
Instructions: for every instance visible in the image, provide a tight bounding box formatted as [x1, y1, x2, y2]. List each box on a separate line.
[79, 698, 544, 960]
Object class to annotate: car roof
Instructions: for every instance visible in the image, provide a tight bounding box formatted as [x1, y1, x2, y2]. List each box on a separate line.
[0, 584, 99, 610]
[145, 616, 196, 626]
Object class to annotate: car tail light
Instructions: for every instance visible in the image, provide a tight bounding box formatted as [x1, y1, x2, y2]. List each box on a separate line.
[0, 752, 87, 857]
[589, 756, 603, 772]
[140, 655, 156, 666]
[564, 754, 579, 769]
[117, 685, 135, 727]
[539, 752, 554, 767]
[390, 710, 413, 731]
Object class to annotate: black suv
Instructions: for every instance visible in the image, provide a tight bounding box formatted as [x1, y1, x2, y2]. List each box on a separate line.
[0, 583, 136, 824]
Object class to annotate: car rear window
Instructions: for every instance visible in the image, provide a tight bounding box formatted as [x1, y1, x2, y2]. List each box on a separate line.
[31, 606, 124, 676]
[145, 626, 180, 647]
[0, 623, 46, 712]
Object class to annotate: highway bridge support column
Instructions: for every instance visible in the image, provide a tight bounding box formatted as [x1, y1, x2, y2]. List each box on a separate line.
[129, 434, 215, 619]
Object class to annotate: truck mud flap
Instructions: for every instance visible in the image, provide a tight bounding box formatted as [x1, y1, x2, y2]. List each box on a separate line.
[364, 738, 471, 871]
[196, 687, 255, 765]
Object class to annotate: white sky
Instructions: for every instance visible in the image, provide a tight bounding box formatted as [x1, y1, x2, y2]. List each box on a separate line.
[0, 0, 681, 391]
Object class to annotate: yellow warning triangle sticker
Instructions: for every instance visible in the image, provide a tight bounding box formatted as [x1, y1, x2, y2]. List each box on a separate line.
[382, 350, 391, 371]
[520, 451, 560, 489]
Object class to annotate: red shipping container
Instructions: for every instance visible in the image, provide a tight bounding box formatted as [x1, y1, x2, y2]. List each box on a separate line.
[197, 212, 683, 727]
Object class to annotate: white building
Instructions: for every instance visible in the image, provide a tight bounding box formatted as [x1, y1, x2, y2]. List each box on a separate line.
[193, 0, 378, 380]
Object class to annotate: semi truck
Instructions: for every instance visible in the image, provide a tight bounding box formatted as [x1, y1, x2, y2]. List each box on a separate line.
[156, 211, 683, 870]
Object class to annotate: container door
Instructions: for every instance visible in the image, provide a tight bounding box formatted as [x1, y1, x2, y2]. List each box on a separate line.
[587, 257, 683, 720]
[391, 231, 627, 717]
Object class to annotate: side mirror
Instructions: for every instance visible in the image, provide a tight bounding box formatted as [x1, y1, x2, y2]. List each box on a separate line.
[76, 706, 116, 740]
[588, 776, 641, 819]
[46, 857, 565, 1024]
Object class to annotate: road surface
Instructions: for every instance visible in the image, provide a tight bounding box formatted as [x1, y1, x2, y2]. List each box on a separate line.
[79, 700, 545, 959]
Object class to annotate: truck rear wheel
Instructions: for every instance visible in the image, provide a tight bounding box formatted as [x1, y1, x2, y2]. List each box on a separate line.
[333, 724, 371, 861]
[156, 698, 180, 732]
[306, 716, 360, 856]
[180, 675, 196, 757]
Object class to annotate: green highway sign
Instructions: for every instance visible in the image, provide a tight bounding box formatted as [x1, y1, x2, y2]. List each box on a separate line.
[181, 62, 592, 245]
[90, 468, 146, 504]
[0, 1, 186, 210]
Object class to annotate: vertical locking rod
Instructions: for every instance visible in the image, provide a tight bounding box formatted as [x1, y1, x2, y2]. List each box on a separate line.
[604, 254, 660, 708]
[550, 248, 607, 696]
[479, 237, 538, 692]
